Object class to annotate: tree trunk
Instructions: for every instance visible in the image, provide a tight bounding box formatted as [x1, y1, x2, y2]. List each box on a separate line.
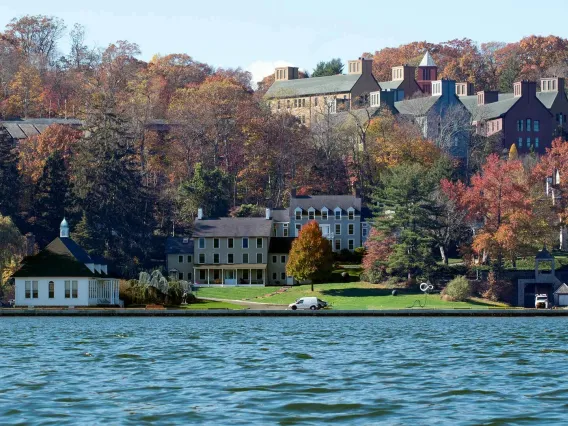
[440, 246, 448, 265]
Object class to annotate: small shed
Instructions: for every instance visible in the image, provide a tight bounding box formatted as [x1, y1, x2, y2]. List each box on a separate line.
[554, 283, 568, 306]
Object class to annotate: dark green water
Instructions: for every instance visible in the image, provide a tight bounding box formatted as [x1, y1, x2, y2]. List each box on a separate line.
[1, 317, 567, 425]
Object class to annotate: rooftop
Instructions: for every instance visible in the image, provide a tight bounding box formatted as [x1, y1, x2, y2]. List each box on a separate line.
[265, 74, 361, 98]
[419, 52, 437, 67]
[193, 217, 273, 238]
[165, 237, 195, 254]
[290, 194, 362, 214]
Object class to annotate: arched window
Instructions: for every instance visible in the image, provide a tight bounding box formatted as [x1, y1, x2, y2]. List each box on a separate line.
[48, 281, 55, 299]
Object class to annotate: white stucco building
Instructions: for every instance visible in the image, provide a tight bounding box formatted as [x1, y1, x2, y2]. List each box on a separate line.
[13, 219, 120, 307]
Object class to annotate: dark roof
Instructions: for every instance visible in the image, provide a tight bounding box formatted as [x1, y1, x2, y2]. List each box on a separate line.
[193, 218, 273, 238]
[1, 119, 83, 140]
[459, 95, 520, 120]
[165, 237, 195, 254]
[290, 195, 362, 214]
[46, 237, 93, 264]
[379, 80, 403, 91]
[536, 247, 554, 260]
[265, 74, 361, 98]
[555, 283, 568, 295]
[395, 95, 441, 116]
[325, 107, 382, 128]
[12, 251, 95, 278]
[269, 237, 295, 254]
[271, 209, 290, 222]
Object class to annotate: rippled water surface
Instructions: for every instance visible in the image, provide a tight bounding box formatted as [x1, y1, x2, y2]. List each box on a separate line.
[2, 317, 568, 425]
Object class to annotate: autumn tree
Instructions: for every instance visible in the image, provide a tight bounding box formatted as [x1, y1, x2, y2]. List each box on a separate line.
[6, 64, 44, 117]
[286, 221, 333, 290]
[0, 129, 21, 217]
[361, 227, 395, 283]
[0, 213, 26, 287]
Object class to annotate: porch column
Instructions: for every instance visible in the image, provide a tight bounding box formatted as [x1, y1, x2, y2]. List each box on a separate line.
[249, 268, 251, 285]
[263, 269, 265, 286]
[193, 267, 196, 285]
[207, 269, 210, 287]
[235, 269, 237, 286]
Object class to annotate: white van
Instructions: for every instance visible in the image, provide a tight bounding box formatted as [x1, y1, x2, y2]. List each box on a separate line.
[288, 297, 327, 311]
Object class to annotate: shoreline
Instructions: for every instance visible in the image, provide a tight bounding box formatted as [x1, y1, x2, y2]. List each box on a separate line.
[2, 308, 568, 317]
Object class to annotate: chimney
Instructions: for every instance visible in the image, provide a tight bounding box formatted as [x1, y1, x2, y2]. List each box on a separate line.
[25, 233, 36, 256]
[477, 91, 499, 105]
[265, 208, 272, 220]
[290, 188, 297, 198]
[197, 208, 203, 220]
[391, 65, 415, 82]
[348, 58, 372, 75]
[275, 66, 299, 81]
[541, 77, 565, 93]
[456, 82, 474, 96]
[514, 81, 537, 98]
[431, 79, 456, 97]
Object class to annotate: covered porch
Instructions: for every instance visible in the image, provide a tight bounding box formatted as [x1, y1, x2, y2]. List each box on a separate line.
[194, 264, 267, 286]
[88, 279, 121, 306]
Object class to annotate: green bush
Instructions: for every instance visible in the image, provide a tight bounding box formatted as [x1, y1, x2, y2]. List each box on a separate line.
[443, 276, 471, 301]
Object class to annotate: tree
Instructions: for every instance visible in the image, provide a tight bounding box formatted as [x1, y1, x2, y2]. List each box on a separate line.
[6, 64, 44, 117]
[286, 221, 333, 290]
[0, 129, 20, 217]
[312, 58, 344, 77]
[71, 110, 152, 273]
[30, 151, 70, 246]
[361, 227, 395, 283]
[0, 214, 26, 287]
[178, 163, 231, 223]
[373, 163, 442, 282]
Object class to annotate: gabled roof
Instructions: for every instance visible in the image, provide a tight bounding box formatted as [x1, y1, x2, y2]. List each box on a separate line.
[269, 237, 295, 254]
[395, 95, 441, 116]
[193, 218, 273, 238]
[165, 237, 195, 255]
[459, 95, 521, 121]
[555, 283, 568, 295]
[536, 91, 560, 109]
[265, 74, 361, 98]
[419, 52, 437, 67]
[12, 251, 95, 278]
[378, 80, 403, 91]
[271, 209, 290, 222]
[290, 195, 362, 214]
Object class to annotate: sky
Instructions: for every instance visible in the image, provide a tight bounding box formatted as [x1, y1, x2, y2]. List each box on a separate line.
[1, 0, 567, 84]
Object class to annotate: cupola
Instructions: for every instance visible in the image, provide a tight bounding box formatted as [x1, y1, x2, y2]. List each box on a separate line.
[60, 218, 70, 238]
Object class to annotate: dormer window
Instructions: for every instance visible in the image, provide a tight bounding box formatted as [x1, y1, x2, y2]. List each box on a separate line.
[308, 208, 315, 220]
[295, 208, 302, 220]
[334, 208, 342, 220]
[432, 81, 442, 96]
[321, 208, 329, 220]
[348, 208, 355, 221]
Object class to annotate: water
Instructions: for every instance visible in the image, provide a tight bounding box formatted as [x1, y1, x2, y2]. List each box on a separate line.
[1, 317, 568, 425]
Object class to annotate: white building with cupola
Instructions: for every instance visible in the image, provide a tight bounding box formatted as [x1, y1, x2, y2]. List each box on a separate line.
[12, 219, 121, 307]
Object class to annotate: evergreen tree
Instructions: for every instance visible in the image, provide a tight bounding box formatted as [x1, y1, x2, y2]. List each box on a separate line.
[71, 111, 153, 272]
[31, 150, 70, 245]
[0, 130, 21, 218]
[372, 163, 442, 282]
[178, 163, 231, 221]
[311, 58, 344, 77]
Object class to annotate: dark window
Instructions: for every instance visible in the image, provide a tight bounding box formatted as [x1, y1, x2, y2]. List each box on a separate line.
[178, 255, 183, 263]
[272, 255, 277, 263]
[213, 238, 220, 249]
[534, 120, 540, 132]
[243, 253, 249, 264]
[228, 253, 234, 264]
[214, 254, 220, 264]
[281, 255, 286, 263]
[242, 238, 249, 249]
[228, 238, 234, 248]
[48, 281, 54, 299]
[256, 253, 263, 263]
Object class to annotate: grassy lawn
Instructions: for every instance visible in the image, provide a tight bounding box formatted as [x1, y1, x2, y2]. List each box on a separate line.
[179, 299, 244, 310]
[193, 286, 277, 300]
[194, 282, 510, 310]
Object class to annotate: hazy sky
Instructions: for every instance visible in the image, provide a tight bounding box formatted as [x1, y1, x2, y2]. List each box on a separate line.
[1, 0, 566, 83]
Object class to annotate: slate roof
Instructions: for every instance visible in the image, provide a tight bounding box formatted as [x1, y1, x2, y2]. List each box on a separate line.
[554, 283, 568, 295]
[379, 80, 403, 91]
[1, 118, 83, 140]
[12, 251, 96, 278]
[395, 95, 441, 116]
[536, 91, 559, 109]
[46, 238, 93, 264]
[290, 195, 362, 214]
[193, 218, 273, 238]
[325, 107, 382, 128]
[271, 209, 290, 222]
[269, 237, 295, 254]
[419, 52, 437, 67]
[459, 95, 521, 121]
[265, 74, 361, 98]
[165, 237, 195, 254]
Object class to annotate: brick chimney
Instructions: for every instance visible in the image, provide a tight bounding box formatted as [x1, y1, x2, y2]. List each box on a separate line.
[456, 82, 475, 96]
[541, 77, 565, 93]
[348, 58, 373, 75]
[477, 91, 499, 105]
[514, 81, 537, 98]
[275, 66, 299, 81]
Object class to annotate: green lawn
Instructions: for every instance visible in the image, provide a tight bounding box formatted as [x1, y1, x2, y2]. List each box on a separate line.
[194, 282, 510, 310]
[180, 299, 244, 310]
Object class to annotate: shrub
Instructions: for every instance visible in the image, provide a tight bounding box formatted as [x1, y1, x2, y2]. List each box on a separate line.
[443, 276, 471, 301]
[482, 271, 513, 303]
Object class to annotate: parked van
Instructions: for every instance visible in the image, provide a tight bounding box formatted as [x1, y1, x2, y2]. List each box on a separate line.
[288, 297, 327, 311]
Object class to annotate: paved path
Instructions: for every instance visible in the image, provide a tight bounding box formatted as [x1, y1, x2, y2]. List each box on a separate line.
[199, 297, 288, 310]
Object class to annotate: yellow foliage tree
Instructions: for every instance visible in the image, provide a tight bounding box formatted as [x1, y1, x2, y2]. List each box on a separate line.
[7, 64, 44, 117]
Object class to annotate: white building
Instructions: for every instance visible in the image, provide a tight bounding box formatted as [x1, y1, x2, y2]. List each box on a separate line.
[13, 219, 120, 307]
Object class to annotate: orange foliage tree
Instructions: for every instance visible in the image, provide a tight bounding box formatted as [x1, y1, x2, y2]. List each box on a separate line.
[286, 221, 333, 290]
